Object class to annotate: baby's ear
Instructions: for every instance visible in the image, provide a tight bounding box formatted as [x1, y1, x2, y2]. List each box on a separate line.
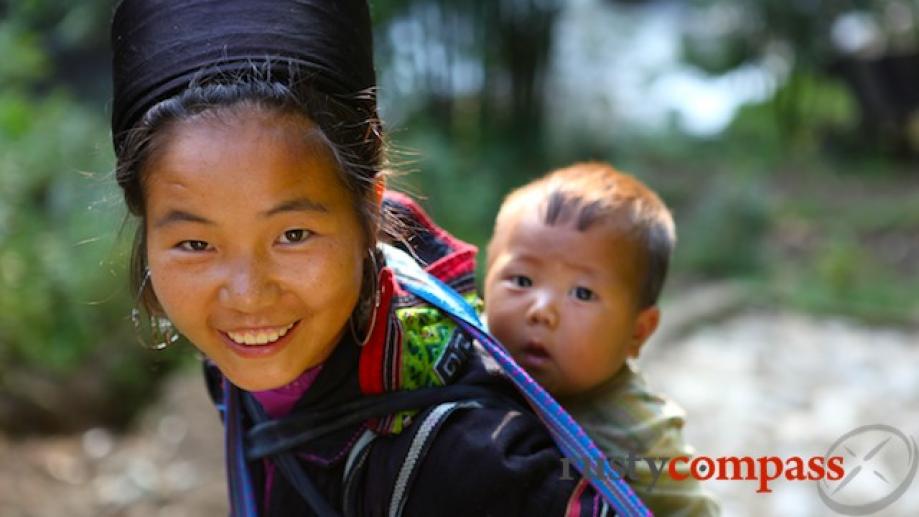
[628, 305, 660, 358]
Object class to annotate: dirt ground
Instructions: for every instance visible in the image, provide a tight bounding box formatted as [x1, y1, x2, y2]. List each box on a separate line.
[1, 284, 917, 516]
[0, 369, 227, 517]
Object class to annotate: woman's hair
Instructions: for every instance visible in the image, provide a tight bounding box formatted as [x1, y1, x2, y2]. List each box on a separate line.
[115, 69, 391, 315]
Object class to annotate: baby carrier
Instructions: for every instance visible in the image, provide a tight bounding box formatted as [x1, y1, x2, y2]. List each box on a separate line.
[212, 193, 650, 517]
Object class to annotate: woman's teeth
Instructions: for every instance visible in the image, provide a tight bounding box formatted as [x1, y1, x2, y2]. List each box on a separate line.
[226, 322, 295, 346]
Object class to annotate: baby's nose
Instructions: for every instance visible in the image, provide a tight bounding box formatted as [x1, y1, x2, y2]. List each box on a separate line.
[525, 291, 559, 328]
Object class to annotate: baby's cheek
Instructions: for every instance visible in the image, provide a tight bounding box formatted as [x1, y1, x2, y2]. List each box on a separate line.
[503, 341, 524, 359]
[485, 313, 514, 347]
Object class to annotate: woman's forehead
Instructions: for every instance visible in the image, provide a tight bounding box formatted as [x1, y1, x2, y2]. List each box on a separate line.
[142, 110, 347, 214]
[158, 105, 328, 156]
[150, 108, 332, 173]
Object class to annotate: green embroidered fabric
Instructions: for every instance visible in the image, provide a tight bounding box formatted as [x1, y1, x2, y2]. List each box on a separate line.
[386, 293, 483, 434]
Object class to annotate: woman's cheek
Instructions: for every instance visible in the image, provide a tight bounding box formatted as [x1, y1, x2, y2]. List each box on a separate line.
[149, 269, 189, 316]
[149, 257, 214, 320]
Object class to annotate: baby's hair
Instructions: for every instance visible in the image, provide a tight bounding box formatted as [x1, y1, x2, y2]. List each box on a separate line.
[115, 63, 395, 316]
[492, 162, 676, 308]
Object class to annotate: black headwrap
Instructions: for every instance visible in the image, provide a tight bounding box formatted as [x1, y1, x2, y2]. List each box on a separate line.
[110, 0, 376, 151]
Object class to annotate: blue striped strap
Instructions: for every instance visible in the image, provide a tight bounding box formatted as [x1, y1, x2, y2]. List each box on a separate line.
[224, 379, 260, 517]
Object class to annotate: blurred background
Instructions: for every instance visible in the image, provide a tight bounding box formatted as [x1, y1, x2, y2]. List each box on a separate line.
[1, 0, 917, 515]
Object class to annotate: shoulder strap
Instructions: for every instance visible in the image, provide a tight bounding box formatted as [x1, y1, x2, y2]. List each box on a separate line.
[382, 244, 651, 517]
[242, 390, 341, 517]
[224, 380, 260, 517]
[341, 428, 378, 516]
[245, 384, 498, 460]
[388, 400, 480, 517]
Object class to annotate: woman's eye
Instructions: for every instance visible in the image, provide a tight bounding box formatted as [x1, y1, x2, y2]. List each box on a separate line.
[279, 228, 312, 244]
[510, 275, 533, 288]
[572, 286, 595, 301]
[178, 240, 210, 252]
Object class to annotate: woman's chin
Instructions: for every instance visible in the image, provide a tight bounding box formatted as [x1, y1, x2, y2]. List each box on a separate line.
[223, 366, 302, 392]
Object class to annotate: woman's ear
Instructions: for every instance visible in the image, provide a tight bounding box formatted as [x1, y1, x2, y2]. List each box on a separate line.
[628, 305, 660, 358]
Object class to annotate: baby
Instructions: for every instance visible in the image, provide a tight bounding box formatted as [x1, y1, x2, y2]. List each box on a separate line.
[484, 162, 719, 515]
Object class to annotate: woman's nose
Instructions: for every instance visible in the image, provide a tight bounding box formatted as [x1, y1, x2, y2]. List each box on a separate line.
[525, 291, 559, 328]
[218, 256, 280, 313]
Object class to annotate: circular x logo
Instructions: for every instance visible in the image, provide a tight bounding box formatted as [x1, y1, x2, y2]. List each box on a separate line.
[818, 424, 918, 515]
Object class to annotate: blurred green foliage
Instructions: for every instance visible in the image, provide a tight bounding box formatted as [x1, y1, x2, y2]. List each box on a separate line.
[0, 11, 184, 433]
[677, 180, 771, 277]
[1, 91, 112, 370]
[0, 23, 50, 84]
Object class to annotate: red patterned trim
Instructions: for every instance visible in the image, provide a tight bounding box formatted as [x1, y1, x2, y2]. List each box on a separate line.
[427, 248, 476, 283]
[358, 268, 395, 395]
[383, 191, 478, 272]
[360, 192, 480, 397]
[565, 478, 590, 517]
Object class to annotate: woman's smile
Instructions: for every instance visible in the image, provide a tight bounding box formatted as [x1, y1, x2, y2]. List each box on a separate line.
[223, 321, 298, 346]
[217, 320, 302, 359]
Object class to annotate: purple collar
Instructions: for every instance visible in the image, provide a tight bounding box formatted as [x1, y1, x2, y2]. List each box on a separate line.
[250, 365, 324, 419]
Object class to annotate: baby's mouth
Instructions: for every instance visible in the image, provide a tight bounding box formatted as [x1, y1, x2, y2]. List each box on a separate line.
[523, 343, 549, 357]
[516, 341, 552, 368]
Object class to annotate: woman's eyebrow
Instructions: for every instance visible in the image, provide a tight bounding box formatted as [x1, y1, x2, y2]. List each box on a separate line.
[154, 210, 214, 228]
[153, 198, 329, 228]
[262, 197, 329, 217]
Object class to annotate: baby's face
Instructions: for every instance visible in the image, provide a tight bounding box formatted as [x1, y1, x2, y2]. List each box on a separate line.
[484, 207, 645, 397]
[142, 109, 366, 391]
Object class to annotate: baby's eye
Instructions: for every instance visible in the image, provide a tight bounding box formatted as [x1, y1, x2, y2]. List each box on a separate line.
[177, 240, 211, 252]
[510, 275, 533, 288]
[571, 286, 596, 301]
[278, 228, 312, 244]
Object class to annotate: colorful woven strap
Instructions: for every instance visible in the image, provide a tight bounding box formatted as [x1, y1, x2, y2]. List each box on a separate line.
[382, 244, 651, 517]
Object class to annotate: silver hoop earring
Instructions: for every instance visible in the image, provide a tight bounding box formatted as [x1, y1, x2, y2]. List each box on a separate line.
[131, 268, 180, 350]
[350, 247, 382, 346]
[131, 309, 180, 350]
